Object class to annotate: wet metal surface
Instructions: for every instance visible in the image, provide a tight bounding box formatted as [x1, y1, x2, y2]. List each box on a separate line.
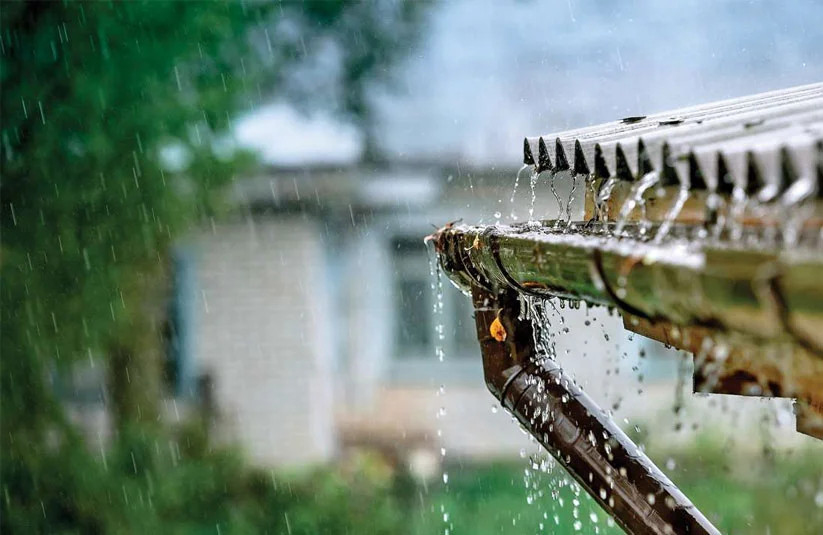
[472, 287, 721, 535]
[524, 83, 823, 191]
[434, 221, 823, 440]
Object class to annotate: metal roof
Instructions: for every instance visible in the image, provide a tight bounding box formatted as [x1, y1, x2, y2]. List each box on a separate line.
[524, 83, 823, 193]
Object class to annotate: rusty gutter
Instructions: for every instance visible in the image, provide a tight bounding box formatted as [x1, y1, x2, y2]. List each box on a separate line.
[435, 221, 823, 438]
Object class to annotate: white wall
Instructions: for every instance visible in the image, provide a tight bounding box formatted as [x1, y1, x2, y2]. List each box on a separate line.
[193, 215, 336, 467]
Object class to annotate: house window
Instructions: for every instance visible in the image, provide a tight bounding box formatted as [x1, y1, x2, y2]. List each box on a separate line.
[163, 247, 197, 398]
[396, 277, 432, 352]
[391, 236, 478, 361]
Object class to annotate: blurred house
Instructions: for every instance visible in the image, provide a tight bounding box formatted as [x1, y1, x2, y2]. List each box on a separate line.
[177, 161, 544, 468]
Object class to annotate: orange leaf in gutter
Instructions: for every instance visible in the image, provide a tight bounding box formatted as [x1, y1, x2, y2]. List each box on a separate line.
[490, 315, 507, 342]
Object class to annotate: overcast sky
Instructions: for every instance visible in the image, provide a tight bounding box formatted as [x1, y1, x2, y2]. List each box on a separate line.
[236, 0, 823, 167]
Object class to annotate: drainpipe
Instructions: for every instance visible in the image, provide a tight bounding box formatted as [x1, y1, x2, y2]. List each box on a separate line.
[472, 285, 720, 535]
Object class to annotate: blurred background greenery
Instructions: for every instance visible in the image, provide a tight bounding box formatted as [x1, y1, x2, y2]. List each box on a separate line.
[2, 2, 431, 532]
[4, 423, 822, 534]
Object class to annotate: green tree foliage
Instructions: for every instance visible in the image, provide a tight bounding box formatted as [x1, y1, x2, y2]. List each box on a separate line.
[1, 1, 430, 531]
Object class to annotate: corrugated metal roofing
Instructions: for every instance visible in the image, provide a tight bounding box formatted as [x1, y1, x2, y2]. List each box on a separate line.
[524, 83, 823, 195]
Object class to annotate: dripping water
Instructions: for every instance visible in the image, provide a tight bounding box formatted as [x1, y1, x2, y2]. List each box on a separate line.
[529, 168, 540, 223]
[427, 247, 451, 535]
[653, 183, 690, 243]
[565, 173, 580, 226]
[428, 253, 446, 363]
[512, 163, 529, 203]
[511, 163, 531, 221]
[550, 170, 564, 228]
[528, 168, 541, 223]
[595, 177, 619, 226]
[519, 296, 627, 533]
[614, 171, 661, 236]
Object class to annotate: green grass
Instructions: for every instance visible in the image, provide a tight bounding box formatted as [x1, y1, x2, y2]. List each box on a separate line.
[411, 443, 823, 535]
[664, 442, 823, 534]
[411, 461, 622, 534]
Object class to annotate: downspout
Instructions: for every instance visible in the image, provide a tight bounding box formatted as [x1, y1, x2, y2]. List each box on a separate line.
[471, 285, 720, 535]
